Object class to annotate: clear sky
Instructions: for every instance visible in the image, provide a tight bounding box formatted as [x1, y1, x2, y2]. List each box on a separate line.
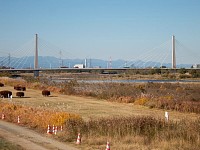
[0, 0, 200, 62]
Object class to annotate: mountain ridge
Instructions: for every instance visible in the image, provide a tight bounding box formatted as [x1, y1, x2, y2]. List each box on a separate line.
[0, 56, 193, 69]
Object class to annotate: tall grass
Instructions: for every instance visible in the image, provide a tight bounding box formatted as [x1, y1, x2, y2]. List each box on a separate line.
[1, 101, 199, 149]
[65, 116, 200, 143]
[63, 115, 200, 149]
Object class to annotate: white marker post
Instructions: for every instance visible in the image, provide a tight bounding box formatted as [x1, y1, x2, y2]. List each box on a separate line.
[165, 111, 169, 122]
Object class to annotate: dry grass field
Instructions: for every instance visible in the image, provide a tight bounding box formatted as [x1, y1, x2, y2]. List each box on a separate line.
[0, 85, 199, 121]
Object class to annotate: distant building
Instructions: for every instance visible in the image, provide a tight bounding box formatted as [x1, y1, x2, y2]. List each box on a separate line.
[192, 64, 200, 68]
[74, 64, 85, 68]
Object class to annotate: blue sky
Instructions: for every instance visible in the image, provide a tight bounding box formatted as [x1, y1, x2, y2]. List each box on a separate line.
[0, 0, 200, 63]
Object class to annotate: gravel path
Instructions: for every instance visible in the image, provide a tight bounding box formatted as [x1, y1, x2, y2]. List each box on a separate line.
[0, 120, 78, 150]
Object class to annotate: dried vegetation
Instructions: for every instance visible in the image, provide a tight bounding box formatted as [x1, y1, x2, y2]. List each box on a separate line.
[0, 76, 200, 149]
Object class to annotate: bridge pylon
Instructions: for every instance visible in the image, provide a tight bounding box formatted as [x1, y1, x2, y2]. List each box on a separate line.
[172, 35, 176, 69]
[34, 34, 39, 77]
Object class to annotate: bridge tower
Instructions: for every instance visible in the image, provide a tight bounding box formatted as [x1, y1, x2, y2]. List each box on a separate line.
[34, 34, 39, 69]
[34, 34, 39, 77]
[172, 35, 176, 69]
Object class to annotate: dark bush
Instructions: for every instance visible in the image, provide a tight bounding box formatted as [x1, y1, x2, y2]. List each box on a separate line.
[14, 85, 26, 91]
[0, 90, 12, 98]
[0, 83, 4, 87]
[42, 90, 50, 96]
[16, 92, 25, 97]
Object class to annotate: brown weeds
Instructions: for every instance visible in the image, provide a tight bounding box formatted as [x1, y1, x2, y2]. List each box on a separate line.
[0, 102, 82, 130]
[0, 100, 199, 149]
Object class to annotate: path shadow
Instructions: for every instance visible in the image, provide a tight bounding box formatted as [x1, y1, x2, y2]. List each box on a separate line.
[12, 97, 31, 98]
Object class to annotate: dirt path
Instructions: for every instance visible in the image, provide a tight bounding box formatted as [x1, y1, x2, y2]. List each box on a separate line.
[0, 120, 78, 150]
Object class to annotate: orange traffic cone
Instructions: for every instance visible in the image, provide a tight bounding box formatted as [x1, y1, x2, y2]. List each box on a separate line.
[76, 133, 81, 144]
[54, 126, 58, 135]
[17, 116, 20, 123]
[52, 125, 55, 133]
[106, 141, 110, 150]
[47, 125, 51, 134]
[2, 114, 5, 120]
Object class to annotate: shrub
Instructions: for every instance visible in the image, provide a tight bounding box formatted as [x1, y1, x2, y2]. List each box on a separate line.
[42, 90, 50, 96]
[14, 85, 26, 91]
[16, 92, 25, 97]
[0, 83, 4, 87]
[134, 97, 149, 105]
[0, 90, 12, 98]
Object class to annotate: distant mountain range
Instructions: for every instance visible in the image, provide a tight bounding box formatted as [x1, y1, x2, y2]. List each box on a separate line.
[0, 56, 193, 69]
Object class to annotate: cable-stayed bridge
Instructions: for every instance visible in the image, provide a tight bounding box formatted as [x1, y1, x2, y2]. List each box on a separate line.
[121, 36, 199, 69]
[0, 34, 199, 70]
[0, 34, 74, 69]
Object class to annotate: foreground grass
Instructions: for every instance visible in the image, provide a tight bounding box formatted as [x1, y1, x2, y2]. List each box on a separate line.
[0, 102, 200, 150]
[65, 116, 200, 150]
[0, 136, 25, 150]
